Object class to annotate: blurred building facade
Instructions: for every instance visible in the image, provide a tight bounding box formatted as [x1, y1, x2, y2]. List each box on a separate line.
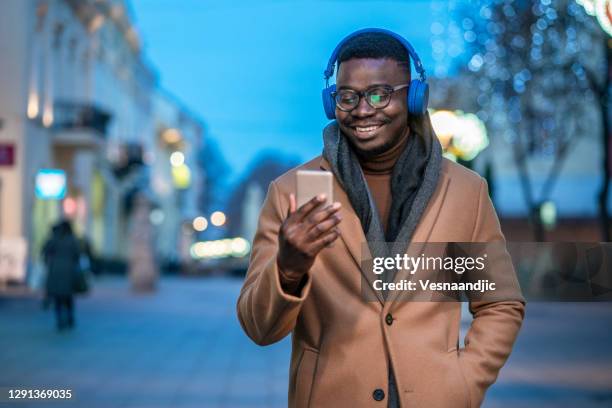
[226, 153, 299, 243]
[0, 0, 204, 281]
[150, 90, 204, 266]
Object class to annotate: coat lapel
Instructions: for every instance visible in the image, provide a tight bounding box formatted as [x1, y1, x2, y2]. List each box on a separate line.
[384, 172, 451, 309]
[319, 157, 385, 305]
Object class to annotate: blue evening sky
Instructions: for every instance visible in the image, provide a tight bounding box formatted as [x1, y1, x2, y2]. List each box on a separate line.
[131, 0, 440, 182]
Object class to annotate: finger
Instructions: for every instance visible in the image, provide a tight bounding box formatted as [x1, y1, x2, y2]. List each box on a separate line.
[325, 227, 341, 248]
[305, 202, 342, 225]
[307, 229, 340, 254]
[289, 194, 297, 215]
[305, 213, 342, 241]
[296, 194, 327, 221]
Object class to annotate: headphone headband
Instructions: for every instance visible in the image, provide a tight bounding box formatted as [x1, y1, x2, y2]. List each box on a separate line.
[323, 28, 427, 82]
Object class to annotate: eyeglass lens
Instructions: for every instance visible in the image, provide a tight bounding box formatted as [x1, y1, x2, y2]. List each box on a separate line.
[335, 87, 392, 110]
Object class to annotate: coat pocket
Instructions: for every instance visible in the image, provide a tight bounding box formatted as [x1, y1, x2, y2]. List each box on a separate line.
[454, 351, 472, 408]
[295, 348, 318, 408]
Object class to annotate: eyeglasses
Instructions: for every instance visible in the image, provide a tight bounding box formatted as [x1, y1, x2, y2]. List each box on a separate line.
[331, 84, 409, 112]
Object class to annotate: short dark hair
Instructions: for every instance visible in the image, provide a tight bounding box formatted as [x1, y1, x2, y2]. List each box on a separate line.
[337, 32, 411, 75]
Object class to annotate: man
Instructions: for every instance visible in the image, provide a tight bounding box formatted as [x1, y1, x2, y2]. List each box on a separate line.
[237, 29, 524, 407]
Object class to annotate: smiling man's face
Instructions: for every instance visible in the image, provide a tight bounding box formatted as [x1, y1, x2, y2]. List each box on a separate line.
[335, 58, 410, 159]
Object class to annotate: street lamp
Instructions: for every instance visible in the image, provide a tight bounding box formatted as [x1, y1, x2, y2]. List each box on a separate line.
[169, 151, 185, 167]
[577, 0, 612, 35]
[193, 216, 208, 232]
[430, 110, 489, 162]
[210, 211, 226, 227]
[161, 128, 182, 145]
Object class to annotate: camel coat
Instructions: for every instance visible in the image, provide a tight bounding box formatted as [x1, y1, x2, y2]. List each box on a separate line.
[237, 156, 525, 407]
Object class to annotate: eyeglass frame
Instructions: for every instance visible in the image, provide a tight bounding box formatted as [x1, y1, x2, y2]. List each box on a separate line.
[331, 83, 410, 112]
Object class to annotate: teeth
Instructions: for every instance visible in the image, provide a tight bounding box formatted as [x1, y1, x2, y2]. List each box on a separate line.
[355, 125, 381, 132]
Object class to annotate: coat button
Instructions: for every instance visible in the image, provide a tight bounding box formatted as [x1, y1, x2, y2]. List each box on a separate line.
[385, 313, 394, 326]
[372, 388, 385, 401]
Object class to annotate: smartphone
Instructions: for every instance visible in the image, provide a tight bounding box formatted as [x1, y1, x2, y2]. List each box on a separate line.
[296, 170, 333, 209]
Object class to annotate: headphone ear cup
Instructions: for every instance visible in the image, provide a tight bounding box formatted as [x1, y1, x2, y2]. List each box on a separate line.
[408, 79, 429, 116]
[322, 84, 337, 120]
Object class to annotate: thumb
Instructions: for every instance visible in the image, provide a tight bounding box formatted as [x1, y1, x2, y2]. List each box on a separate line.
[288, 193, 297, 216]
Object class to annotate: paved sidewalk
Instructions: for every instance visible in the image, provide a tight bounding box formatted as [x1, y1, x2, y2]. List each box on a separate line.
[0, 276, 611, 407]
[0, 277, 289, 408]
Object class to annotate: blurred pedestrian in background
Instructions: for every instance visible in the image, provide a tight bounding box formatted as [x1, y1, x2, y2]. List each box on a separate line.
[42, 219, 82, 331]
[41, 224, 59, 310]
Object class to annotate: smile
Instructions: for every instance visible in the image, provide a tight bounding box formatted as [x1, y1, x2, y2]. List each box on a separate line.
[352, 124, 384, 138]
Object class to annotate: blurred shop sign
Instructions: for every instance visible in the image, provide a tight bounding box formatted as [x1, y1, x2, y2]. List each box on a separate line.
[0, 237, 28, 284]
[0, 144, 15, 166]
[35, 169, 67, 200]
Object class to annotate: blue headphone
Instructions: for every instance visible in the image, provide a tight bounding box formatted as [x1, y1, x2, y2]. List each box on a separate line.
[322, 28, 429, 120]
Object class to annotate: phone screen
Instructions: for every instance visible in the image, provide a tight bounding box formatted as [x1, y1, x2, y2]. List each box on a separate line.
[296, 170, 333, 208]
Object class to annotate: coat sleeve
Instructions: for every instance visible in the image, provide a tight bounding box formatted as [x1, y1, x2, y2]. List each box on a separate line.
[236, 180, 313, 346]
[460, 179, 526, 407]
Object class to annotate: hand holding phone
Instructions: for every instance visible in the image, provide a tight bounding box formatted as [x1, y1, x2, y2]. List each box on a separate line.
[276, 171, 342, 292]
